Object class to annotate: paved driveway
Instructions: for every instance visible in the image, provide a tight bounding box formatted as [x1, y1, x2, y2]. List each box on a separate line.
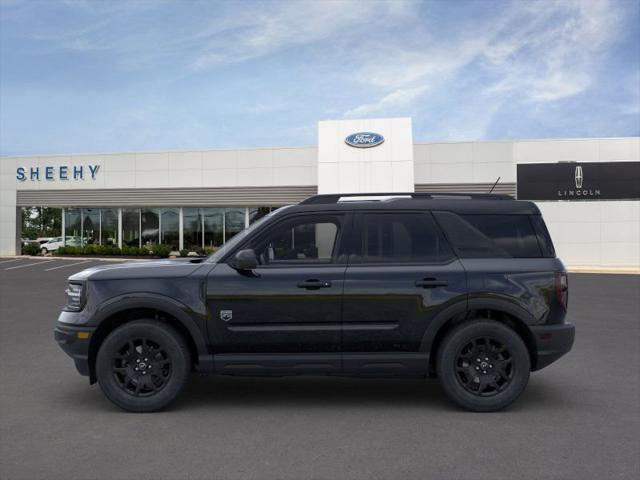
[0, 260, 638, 480]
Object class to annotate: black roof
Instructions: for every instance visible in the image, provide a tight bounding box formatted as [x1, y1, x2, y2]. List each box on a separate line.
[285, 192, 540, 215]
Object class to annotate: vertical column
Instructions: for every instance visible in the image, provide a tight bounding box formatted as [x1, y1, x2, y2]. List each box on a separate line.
[138, 208, 142, 248]
[80, 208, 84, 247]
[117, 208, 123, 249]
[244, 207, 249, 228]
[178, 208, 184, 251]
[0, 157, 18, 256]
[222, 208, 226, 244]
[14, 207, 22, 255]
[61, 208, 66, 245]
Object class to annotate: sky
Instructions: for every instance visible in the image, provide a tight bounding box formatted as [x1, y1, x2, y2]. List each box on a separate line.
[0, 0, 639, 155]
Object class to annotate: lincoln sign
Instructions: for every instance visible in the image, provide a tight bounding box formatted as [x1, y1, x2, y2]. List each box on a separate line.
[516, 161, 640, 201]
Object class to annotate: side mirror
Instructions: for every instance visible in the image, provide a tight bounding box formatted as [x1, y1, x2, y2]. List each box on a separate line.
[231, 249, 258, 271]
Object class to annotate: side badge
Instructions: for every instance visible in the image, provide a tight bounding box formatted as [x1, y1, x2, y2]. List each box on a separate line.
[220, 310, 233, 322]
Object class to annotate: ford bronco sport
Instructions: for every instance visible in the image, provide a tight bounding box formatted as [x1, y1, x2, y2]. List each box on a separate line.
[55, 193, 574, 412]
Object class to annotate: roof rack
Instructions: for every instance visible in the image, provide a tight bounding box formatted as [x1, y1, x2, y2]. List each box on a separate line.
[299, 192, 513, 205]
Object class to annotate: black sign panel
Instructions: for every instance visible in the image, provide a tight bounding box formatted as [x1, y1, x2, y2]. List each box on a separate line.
[517, 162, 640, 201]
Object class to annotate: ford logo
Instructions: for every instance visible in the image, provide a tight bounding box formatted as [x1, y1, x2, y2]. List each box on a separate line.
[345, 132, 385, 148]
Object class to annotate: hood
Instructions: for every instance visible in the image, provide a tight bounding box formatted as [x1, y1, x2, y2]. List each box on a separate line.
[68, 258, 208, 282]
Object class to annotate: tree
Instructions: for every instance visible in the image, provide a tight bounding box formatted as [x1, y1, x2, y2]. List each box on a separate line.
[21, 207, 62, 239]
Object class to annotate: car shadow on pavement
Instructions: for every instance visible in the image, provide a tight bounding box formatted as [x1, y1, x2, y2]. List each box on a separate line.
[60, 374, 571, 414]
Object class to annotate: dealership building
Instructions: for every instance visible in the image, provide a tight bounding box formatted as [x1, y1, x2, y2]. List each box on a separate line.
[1, 118, 639, 269]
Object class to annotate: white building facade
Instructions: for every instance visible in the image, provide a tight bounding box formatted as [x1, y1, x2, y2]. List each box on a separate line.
[1, 118, 638, 269]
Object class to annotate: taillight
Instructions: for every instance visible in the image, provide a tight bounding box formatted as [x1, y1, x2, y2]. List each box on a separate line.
[555, 271, 568, 310]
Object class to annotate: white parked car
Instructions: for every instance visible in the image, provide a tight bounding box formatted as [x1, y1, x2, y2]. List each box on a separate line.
[40, 237, 64, 254]
[40, 236, 81, 254]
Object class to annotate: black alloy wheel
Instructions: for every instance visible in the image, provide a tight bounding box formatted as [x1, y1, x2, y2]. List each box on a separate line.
[437, 319, 530, 412]
[96, 320, 190, 412]
[112, 337, 173, 397]
[454, 336, 513, 396]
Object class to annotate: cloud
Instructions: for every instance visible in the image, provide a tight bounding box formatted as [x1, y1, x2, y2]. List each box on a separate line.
[482, 0, 622, 103]
[189, 1, 413, 71]
[1, 0, 637, 154]
[344, 85, 429, 117]
[342, 0, 626, 132]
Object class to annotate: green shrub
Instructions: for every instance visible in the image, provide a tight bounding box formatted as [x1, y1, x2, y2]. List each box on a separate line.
[179, 249, 189, 257]
[57, 246, 80, 255]
[22, 243, 41, 256]
[106, 245, 122, 255]
[152, 244, 172, 258]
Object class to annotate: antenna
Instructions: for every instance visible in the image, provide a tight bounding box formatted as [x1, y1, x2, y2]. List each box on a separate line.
[488, 176, 501, 194]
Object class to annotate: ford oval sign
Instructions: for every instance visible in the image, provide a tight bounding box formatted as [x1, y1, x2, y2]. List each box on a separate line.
[345, 132, 385, 148]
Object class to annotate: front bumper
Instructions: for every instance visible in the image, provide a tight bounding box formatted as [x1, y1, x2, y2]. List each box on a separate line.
[54, 323, 95, 377]
[530, 322, 575, 371]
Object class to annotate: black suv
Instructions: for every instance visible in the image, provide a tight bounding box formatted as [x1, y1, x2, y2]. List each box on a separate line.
[55, 193, 574, 412]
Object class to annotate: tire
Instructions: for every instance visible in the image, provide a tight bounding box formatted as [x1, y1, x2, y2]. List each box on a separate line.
[96, 320, 190, 412]
[41, 248, 48, 255]
[436, 319, 530, 412]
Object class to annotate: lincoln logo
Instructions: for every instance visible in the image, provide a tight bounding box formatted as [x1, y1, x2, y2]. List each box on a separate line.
[558, 164, 600, 198]
[575, 166, 583, 188]
[345, 132, 385, 148]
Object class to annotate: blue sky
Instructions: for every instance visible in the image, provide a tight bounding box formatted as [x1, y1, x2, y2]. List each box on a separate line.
[1, 0, 639, 155]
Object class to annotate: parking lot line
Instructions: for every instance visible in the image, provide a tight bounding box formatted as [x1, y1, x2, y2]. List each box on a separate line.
[0, 258, 25, 265]
[5, 260, 56, 270]
[44, 260, 91, 271]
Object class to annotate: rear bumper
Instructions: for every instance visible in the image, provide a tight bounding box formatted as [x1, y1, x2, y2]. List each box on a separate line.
[530, 322, 575, 371]
[54, 323, 95, 377]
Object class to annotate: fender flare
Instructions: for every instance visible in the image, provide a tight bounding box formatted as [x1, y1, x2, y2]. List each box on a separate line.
[419, 295, 536, 353]
[419, 298, 467, 352]
[90, 293, 209, 361]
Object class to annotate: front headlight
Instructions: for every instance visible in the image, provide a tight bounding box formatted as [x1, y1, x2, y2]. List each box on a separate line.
[65, 283, 85, 311]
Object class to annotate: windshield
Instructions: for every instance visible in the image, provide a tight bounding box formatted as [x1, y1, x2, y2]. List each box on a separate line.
[206, 206, 292, 263]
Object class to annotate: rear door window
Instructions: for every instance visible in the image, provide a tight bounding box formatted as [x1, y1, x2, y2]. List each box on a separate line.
[530, 215, 556, 257]
[434, 212, 544, 258]
[358, 212, 454, 263]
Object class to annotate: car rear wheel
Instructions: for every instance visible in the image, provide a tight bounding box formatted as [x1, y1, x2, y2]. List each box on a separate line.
[436, 319, 530, 412]
[96, 320, 190, 412]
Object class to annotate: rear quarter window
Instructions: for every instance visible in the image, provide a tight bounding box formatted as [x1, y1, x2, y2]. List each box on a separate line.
[433, 212, 546, 258]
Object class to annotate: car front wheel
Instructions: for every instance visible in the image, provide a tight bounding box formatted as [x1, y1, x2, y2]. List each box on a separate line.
[436, 319, 530, 412]
[41, 248, 48, 255]
[96, 320, 190, 412]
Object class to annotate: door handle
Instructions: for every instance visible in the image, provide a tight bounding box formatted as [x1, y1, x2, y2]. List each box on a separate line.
[297, 279, 332, 290]
[415, 278, 448, 288]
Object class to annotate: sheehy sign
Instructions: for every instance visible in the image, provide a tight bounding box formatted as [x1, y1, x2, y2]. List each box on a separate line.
[16, 164, 100, 182]
[516, 162, 640, 201]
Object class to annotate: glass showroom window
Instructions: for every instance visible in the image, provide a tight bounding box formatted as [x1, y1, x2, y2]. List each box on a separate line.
[141, 208, 160, 247]
[203, 208, 224, 249]
[160, 208, 179, 250]
[183, 208, 202, 250]
[249, 207, 271, 224]
[64, 208, 81, 246]
[225, 208, 245, 242]
[82, 208, 100, 245]
[101, 208, 118, 246]
[122, 208, 140, 247]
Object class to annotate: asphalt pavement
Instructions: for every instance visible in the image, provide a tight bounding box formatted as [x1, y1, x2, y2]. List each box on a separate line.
[0, 258, 638, 480]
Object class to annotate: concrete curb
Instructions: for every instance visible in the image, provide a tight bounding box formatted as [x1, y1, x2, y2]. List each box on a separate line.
[567, 267, 640, 275]
[0, 255, 150, 263]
